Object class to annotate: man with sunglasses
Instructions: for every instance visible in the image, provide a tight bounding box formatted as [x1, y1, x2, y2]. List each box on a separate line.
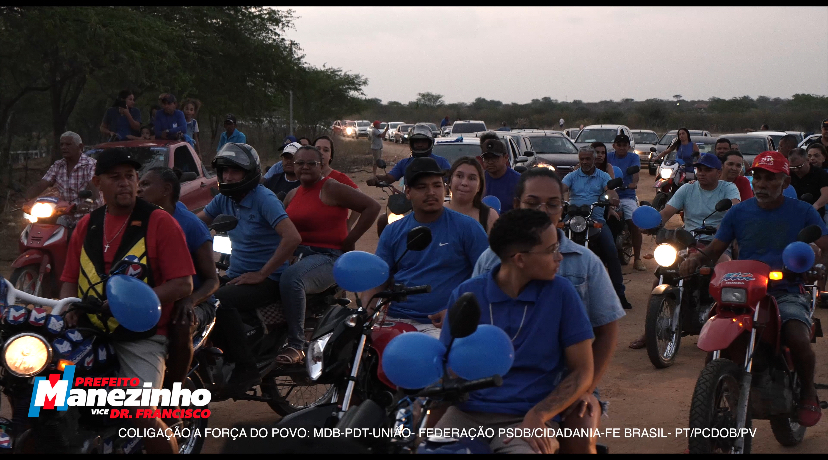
[789, 147, 828, 216]
[472, 167, 625, 454]
[480, 133, 520, 213]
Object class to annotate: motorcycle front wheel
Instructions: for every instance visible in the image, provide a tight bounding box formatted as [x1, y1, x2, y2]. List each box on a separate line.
[645, 293, 681, 368]
[616, 230, 632, 266]
[177, 372, 210, 454]
[689, 359, 752, 454]
[10, 265, 45, 297]
[261, 374, 336, 416]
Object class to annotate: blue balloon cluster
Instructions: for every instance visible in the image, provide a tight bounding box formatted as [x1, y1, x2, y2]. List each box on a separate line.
[632, 205, 662, 230]
[332, 251, 390, 292]
[382, 332, 446, 389]
[105, 275, 161, 332]
[482, 195, 502, 214]
[448, 325, 514, 380]
[782, 241, 815, 273]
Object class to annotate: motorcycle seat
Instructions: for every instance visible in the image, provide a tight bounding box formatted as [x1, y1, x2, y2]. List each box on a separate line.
[256, 285, 342, 328]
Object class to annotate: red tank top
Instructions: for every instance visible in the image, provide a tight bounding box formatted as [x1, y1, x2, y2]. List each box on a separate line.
[286, 176, 349, 249]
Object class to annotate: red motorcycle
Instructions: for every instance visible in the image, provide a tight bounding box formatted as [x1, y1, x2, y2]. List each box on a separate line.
[11, 192, 92, 297]
[688, 226, 826, 453]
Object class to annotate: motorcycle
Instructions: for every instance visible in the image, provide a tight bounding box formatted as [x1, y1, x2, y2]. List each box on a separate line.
[277, 226, 434, 430]
[199, 215, 342, 416]
[11, 191, 93, 297]
[636, 199, 733, 368]
[0, 260, 205, 453]
[373, 159, 412, 237]
[609, 165, 641, 266]
[688, 225, 827, 453]
[652, 155, 694, 211]
[561, 177, 624, 248]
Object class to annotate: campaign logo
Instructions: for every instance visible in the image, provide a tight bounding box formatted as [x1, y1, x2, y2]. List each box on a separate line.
[29, 307, 47, 326]
[46, 315, 65, 334]
[7, 306, 28, 325]
[28, 365, 75, 417]
[722, 272, 754, 282]
[0, 432, 10, 449]
[53, 338, 73, 355]
[122, 255, 144, 278]
[65, 329, 83, 343]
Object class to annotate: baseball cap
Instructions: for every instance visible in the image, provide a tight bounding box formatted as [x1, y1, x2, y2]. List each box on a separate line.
[279, 135, 298, 150]
[693, 153, 722, 170]
[752, 151, 789, 175]
[280, 142, 302, 157]
[404, 157, 444, 186]
[94, 148, 143, 175]
[161, 94, 176, 104]
[614, 133, 631, 144]
[373, 120, 381, 127]
[224, 114, 237, 124]
[481, 139, 507, 156]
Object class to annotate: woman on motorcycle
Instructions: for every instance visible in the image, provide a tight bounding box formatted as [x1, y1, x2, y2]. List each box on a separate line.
[593, 142, 617, 179]
[137, 166, 219, 385]
[276, 146, 380, 364]
[445, 157, 499, 233]
[655, 128, 700, 173]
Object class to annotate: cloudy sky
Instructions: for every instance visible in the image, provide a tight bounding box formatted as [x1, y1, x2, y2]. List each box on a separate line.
[283, 7, 828, 105]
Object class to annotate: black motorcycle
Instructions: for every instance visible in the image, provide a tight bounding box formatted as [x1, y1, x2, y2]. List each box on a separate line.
[562, 177, 624, 248]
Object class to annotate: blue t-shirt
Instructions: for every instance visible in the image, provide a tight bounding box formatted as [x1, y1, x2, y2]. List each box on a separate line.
[263, 161, 285, 180]
[154, 110, 187, 139]
[715, 197, 828, 293]
[484, 168, 521, 213]
[216, 129, 247, 152]
[204, 185, 290, 281]
[439, 266, 594, 418]
[562, 168, 611, 223]
[375, 208, 489, 323]
[173, 201, 212, 291]
[607, 151, 640, 200]
[103, 107, 142, 140]
[676, 143, 696, 173]
[388, 154, 452, 181]
[612, 165, 622, 180]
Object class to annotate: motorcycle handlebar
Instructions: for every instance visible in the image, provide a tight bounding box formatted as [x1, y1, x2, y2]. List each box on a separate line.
[3, 278, 81, 316]
[417, 375, 503, 398]
[405, 285, 431, 296]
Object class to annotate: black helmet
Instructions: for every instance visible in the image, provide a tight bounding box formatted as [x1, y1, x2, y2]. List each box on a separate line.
[212, 143, 261, 199]
[409, 123, 434, 157]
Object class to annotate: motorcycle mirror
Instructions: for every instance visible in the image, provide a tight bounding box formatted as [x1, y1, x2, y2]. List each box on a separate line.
[714, 199, 733, 212]
[650, 147, 657, 152]
[375, 159, 387, 169]
[799, 193, 815, 204]
[676, 229, 696, 247]
[606, 178, 623, 190]
[625, 165, 640, 175]
[797, 225, 823, 244]
[523, 151, 535, 157]
[448, 292, 480, 340]
[639, 201, 652, 207]
[406, 226, 432, 252]
[515, 165, 528, 173]
[210, 214, 239, 233]
[110, 259, 148, 279]
[387, 194, 413, 215]
[78, 190, 93, 199]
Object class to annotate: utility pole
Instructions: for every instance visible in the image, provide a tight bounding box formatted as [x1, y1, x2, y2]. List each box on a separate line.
[289, 90, 294, 137]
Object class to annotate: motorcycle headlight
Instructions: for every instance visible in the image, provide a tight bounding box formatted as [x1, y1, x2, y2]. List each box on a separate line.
[535, 162, 556, 171]
[3, 333, 52, 377]
[306, 332, 333, 381]
[31, 202, 55, 219]
[721, 287, 747, 304]
[213, 235, 232, 255]
[23, 212, 37, 223]
[388, 213, 404, 224]
[654, 243, 678, 267]
[569, 216, 587, 233]
[660, 168, 674, 179]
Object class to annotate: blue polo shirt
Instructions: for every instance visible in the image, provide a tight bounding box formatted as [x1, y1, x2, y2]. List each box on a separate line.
[562, 167, 611, 223]
[154, 110, 187, 139]
[388, 154, 452, 181]
[484, 168, 521, 213]
[173, 201, 213, 291]
[376, 208, 489, 323]
[102, 107, 142, 140]
[607, 151, 640, 200]
[216, 129, 248, 152]
[439, 265, 594, 418]
[203, 185, 289, 281]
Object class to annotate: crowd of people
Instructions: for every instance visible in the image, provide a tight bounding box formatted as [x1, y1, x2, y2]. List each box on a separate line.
[18, 115, 828, 454]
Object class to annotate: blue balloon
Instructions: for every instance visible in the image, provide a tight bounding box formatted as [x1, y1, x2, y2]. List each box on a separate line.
[382, 332, 446, 389]
[333, 251, 390, 292]
[447, 324, 514, 380]
[783, 241, 815, 273]
[105, 275, 161, 332]
[482, 195, 502, 214]
[632, 205, 662, 230]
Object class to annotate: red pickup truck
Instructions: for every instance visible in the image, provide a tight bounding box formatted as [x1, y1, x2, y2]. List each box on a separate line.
[86, 140, 218, 211]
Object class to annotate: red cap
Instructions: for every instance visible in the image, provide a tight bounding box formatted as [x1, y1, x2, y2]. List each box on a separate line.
[752, 151, 789, 175]
[373, 120, 381, 127]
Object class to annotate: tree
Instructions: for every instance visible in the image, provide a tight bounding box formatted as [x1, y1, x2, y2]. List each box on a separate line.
[291, 65, 367, 139]
[673, 94, 683, 101]
[415, 92, 444, 108]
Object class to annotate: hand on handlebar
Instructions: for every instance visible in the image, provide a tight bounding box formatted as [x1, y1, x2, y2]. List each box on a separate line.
[428, 310, 446, 329]
[366, 178, 378, 186]
[680, 255, 703, 278]
[66, 300, 109, 327]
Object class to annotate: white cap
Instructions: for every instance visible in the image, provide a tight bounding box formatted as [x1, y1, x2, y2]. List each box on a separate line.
[281, 142, 303, 156]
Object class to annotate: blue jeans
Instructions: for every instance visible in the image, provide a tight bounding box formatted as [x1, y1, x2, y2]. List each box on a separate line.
[590, 227, 626, 298]
[279, 246, 342, 349]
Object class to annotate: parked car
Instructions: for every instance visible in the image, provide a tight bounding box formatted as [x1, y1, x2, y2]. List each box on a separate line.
[342, 120, 357, 138]
[421, 122, 440, 138]
[450, 120, 487, 135]
[331, 120, 344, 136]
[720, 133, 776, 174]
[86, 140, 217, 211]
[652, 129, 713, 157]
[432, 136, 517, 169]
[574, 124, 635, 151]
[631, 129, 660, 163]
[385, 122, 404, 141]
[440, 125, 452, 137]
[786, 131, 805, 145]
[749, 131, 791, 150]
[394, 124, 415, 143]
[355, 120, 372, 138]
[522, 132, 581, 177]
[563, 128, 581, 140]
[800, 134, 824, 149]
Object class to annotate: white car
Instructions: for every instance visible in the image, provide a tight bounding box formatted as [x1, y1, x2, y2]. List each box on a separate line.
[355, 120, 372, 139]
[385, 122, 404, 141]
[631, 129, 660, 163]
[574, 124, 636, 151]
[799, 134, 823, 149]
[440, 126, 452, 137]
[450, 120, 487, 136]
[563, 128, 581, 140]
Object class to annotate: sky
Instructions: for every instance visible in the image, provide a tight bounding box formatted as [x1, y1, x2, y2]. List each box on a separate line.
[281, 6, 828, 105]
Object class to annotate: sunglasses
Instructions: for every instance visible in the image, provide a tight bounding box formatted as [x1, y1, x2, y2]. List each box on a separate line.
[294, 161, 319, 167]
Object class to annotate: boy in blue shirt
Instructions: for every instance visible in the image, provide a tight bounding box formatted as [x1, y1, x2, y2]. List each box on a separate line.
[364, 157, 489, 338]
[480, 133, 520, 213]
[154, 94, 188, 140]
[436, 209, 595, 454]
[607, 133, 645, 271]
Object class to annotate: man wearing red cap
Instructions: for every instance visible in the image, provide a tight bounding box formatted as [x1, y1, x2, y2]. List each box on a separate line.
[681, 151, 828, 427]
[370, 120, 389, 176]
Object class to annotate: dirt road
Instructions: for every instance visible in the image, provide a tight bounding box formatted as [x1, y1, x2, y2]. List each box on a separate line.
[1, 137, 825, 453]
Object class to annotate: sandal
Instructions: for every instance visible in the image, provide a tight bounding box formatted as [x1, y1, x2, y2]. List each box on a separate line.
[629, 336, 646, 349]
[275, 347, 305, 365]
[798, 396, 822, 427]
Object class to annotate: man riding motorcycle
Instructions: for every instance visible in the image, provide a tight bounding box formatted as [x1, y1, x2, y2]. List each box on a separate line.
[561, 145, 632, 310]
[629, 153, 740, 349]
[367, 123, 452, 187]
[196, 143, 302, 395]
[59, 149, 195, 454]
[681, 151, 827, 427]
